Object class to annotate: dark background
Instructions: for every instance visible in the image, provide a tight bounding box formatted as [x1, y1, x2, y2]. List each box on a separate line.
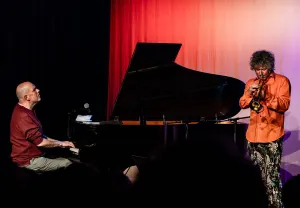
[0, 0, 111, 161]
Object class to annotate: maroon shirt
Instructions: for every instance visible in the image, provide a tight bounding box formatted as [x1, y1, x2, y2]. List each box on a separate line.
[10, 104, 44, 166]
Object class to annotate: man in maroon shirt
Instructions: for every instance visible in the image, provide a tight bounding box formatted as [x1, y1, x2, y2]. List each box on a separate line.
[10, 81, 75, 172]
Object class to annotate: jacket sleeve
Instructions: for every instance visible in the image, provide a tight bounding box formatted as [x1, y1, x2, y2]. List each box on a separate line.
[239, 80, 253, 109]
[265, 77, 291, 113]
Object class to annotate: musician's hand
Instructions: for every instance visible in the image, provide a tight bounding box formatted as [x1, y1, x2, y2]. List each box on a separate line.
[260, 86, 266, 100]
[60, 141, 75, 148]
[247, 83, 259, 97]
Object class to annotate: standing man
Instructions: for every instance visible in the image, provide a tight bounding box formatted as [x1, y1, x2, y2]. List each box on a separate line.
[239, 50, 291, 208]
[10, 81, 75, 172]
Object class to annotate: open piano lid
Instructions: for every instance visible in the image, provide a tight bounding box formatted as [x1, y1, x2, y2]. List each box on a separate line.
[110, 42, 245, 122]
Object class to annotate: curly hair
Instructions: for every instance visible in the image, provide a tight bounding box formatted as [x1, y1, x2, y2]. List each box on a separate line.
[250, 50, 275, 71]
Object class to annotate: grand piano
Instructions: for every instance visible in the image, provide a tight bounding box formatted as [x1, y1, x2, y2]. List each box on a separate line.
[73, 43, 248, 170]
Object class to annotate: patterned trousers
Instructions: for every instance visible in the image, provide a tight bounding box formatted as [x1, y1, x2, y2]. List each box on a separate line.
[247, 138, 283, 208]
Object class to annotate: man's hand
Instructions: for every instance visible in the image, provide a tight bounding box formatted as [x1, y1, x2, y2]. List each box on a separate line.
[247, 82, 267, 100]
[247, 82, 259, 97]
[38, 137, 76, 148]
[60, 141, 75, 148]
[259, 85, 266, 100]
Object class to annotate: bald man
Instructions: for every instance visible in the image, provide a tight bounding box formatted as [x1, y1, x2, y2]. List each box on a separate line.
[10, 81, 75, 172]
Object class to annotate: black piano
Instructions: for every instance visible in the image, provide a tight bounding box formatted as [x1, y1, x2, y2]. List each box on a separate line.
[73, 42, 248, 170]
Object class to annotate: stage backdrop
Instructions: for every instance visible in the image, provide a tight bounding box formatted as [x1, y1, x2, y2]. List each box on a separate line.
[108, 0, 300, 182]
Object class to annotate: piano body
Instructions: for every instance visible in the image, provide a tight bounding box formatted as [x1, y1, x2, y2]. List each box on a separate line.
[73, 43, 247, 170]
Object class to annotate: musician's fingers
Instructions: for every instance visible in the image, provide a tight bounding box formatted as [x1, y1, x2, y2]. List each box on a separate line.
[247, 88, 255, 96]
[249, 87, 257, 92]
[68, 142, 75, 148]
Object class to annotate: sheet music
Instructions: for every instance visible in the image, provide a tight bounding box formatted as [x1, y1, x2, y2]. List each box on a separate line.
[75, 115, 93, 122]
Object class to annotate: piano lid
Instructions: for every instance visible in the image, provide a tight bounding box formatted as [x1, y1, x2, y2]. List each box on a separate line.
[110, 42, 245, 122]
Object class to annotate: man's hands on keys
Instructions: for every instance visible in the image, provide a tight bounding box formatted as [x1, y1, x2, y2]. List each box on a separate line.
[60, 141, 76, 148]
[58, 141, 79, 155]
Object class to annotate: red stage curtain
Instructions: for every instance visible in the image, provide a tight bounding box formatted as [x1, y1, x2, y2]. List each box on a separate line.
[108, 0, 298, 120]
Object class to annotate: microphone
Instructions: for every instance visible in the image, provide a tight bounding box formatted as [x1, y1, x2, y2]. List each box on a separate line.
[84, 103, 91, 114]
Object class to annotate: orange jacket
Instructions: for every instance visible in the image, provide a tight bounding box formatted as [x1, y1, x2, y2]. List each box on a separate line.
[239, 73, 291, 143]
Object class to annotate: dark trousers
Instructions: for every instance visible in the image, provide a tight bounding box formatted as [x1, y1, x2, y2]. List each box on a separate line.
[247, 137, 283, 208]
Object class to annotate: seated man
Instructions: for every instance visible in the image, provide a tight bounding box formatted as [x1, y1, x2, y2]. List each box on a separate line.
[10, 81, 75, 172]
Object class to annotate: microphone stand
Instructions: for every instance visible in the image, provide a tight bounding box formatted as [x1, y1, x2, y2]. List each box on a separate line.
[218, 116, 250, 144]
